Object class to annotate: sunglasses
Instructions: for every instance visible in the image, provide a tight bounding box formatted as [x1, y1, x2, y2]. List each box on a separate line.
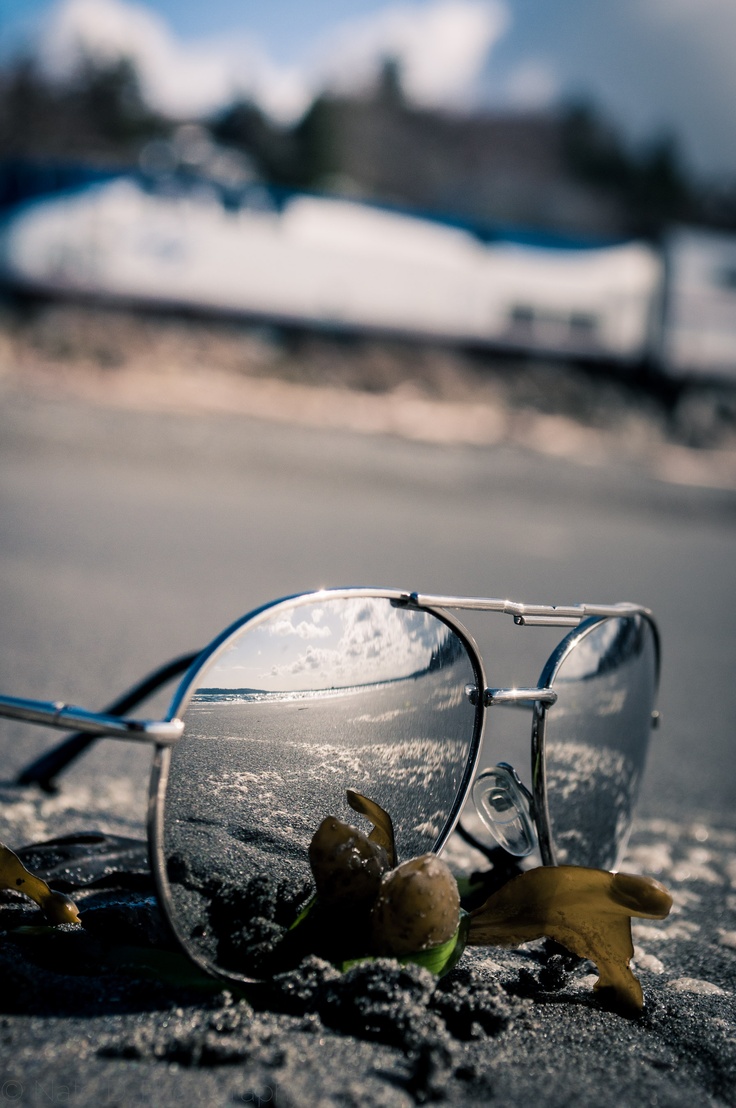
[1, 587, 660, 985]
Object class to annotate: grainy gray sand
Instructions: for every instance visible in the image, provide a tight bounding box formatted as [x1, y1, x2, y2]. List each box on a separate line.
[1, 376, 734, 1106]
[1, 784, 734, 1108]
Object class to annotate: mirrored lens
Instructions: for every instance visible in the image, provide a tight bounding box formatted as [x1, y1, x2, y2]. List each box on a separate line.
[534, 615, 658, 870]
[159, 595, 480, 979]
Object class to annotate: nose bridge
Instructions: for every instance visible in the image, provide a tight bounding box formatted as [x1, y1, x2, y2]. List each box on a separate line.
[460, 684, 555, 857]
[484, 687, 557, 707]
[463, 685, 556, 707]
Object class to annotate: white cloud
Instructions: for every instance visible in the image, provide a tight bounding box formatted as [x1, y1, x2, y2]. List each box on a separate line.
[270, 616, 332, 641]
[259, 597, 454, 688]
[36, 0, 510, 121]
[314, 1, 509, 108]
[37, 0, 307, 119]
[16, 0, 736, 175]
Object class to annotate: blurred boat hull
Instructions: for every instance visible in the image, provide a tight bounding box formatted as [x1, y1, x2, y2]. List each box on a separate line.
[0, 176, 666, 366]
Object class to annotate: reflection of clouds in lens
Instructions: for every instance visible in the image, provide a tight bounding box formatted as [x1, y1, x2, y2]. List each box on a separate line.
[270, 617, 332, 641]
[352, 708, 412, 724]
[205, 597, 456, 691]
[556, 619, 623, 681]
[414, 809, 447, 839]
[555, 616, 654, 687]
[286, 644, 327, 674]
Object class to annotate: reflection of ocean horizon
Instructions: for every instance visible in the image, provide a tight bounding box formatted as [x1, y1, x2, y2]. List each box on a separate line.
[175, 673, 474, 855]
[192, 674, 423, 705]
[166, 656, 477, 971]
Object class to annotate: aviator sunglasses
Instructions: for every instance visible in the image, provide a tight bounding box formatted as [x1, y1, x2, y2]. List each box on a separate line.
[1, 588, 660, 985]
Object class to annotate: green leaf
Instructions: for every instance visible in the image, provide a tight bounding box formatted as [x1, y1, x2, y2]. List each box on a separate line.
[405, 909, 469, 976]
[455, 874, 488, 900]
[339, 910, 469, 978]
[289, 893, 317, 930]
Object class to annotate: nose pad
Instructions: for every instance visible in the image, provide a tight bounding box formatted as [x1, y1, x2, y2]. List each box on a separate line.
[472, 762, 537, 857]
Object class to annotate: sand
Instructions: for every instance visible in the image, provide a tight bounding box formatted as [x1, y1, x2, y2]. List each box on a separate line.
[1, 785, 734, 1108]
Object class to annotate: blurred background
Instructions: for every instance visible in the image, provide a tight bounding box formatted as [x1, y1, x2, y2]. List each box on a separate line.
[0, 1, 734, 846]
[2, 0, 736, 395]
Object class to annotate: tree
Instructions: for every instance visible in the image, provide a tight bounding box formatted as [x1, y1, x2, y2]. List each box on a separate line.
[0, 54, 166, 164]
[561, 99, 693, 234]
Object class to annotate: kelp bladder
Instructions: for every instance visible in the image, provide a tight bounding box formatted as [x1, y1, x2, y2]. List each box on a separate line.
[468, 866, 672, 1014]
[308, 816, 390, 910]
[296, 792, 463, 976]
[303, 793, 673, 1011]
[371, 854, 461, 956]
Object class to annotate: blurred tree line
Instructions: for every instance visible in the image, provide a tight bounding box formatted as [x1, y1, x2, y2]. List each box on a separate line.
[0, 55, 166, 162]
[1, 52, 734, 238]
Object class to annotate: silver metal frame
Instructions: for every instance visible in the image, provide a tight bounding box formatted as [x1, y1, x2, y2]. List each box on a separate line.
[407, 592, 650, 627]
[0, 694, 183, 742]
[3, 586, 658, 986]
[0, 589, 651, 739]
[531, 613, 661, 868]
[147, 587, 488, 978]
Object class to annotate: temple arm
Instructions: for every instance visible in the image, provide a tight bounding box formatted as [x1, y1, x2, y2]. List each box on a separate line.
[0, 696, 184, 740]
[6, 652, 199, 792]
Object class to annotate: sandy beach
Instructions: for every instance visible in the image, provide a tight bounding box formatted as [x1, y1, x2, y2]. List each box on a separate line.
[1, 317, 735, 1105]
[1, 785, 734, 1107]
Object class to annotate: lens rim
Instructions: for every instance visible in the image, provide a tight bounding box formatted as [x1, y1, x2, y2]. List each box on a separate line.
[531, 613, 660, 869]
[147, 586, 486, 984]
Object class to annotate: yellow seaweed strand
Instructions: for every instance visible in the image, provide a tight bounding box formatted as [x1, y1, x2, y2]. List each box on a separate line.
[468, 866, 672, 1014]
[0, 840, 81, 925]
[346, 789, 396, 867]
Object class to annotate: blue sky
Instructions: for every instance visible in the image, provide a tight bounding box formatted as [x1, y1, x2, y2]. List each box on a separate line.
[3, 0, 735, 180]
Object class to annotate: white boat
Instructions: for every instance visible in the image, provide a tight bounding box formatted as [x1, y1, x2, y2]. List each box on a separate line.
[0, 176, 661, 363]
[660, 227, 736, 380]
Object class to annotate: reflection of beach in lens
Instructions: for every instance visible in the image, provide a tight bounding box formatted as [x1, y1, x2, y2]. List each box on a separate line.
[542, 615, 657, 870]
[545, 741, 639, 868]
[163, 655, 475, 973]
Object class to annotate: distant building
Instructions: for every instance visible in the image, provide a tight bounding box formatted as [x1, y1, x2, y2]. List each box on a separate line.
[307, 93, 626, 238]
